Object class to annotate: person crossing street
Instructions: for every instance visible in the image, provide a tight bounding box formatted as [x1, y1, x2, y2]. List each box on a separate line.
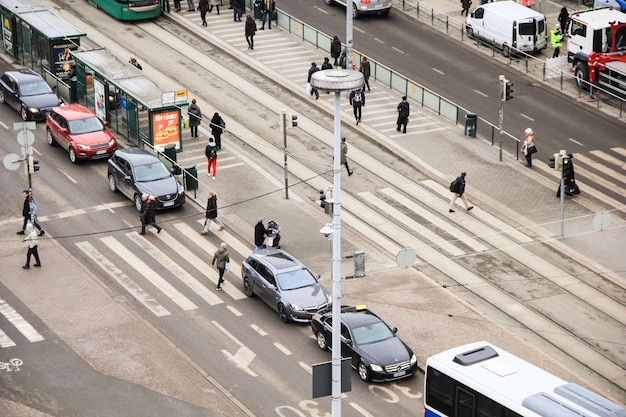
[349, 87, 365, 125]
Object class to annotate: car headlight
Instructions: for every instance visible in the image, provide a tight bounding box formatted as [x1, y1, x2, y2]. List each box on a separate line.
[290, 303, 304, 311]
[410, 354, 417, 365]
[108, 139, 116, 147]
[177, 183, 184, 194]
[77, 143, 89, 150]
[28, 108, 39, 114]
[370, 364, 383, 372]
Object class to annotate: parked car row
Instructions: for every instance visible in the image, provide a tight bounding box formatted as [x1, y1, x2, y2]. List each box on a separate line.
[241, 248, 417, 383]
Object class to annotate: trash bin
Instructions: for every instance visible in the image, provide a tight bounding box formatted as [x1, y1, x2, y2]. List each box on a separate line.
[353, 250, 365, 277]
[163, 143, 181, 175]
[184, 164, 198, 190]
[253, 0, 262, 19]
[465, 113, 477, 137]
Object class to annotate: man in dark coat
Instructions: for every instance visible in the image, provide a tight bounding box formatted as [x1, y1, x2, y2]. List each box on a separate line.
[396, 96, 410, 133]
[254, 218, 267, 251]
[349, 87, 365, 124]
[558, 7, 569, 34]
[210, 113, 225, 150]
[18, 190, 44, 236]
[140, 194, 162, 234]
[461, 0, 472, 16]
[449, 172, 474, 213]
[307, 62, 320, 99]
[330, 35, 342, 66]
[201, 192, 225, 234]
[360, 56, 371, 91]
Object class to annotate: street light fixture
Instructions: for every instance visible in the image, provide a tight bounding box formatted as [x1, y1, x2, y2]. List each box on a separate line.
[311, 68, 363, 417]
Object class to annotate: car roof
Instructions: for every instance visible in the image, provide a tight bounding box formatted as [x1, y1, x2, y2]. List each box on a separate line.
[248, 249, 304, 272]
[115, 147, 160, 165]
[318, 305, 384, 328]
[50, 103, 96, 120]
[3, 69, 45, 83]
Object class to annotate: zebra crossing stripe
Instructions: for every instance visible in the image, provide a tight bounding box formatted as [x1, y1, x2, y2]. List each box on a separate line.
[590, 150, 626, 170]
[101, 236, 198, 311]
[0, 297, 44, 344]
[359, 191, 466, 257]
[0, 328, 16, 348]
[574, 153, 626, 191]
[380, 187, 489, 253]
[75, 241, 171, 317]
[124, 232, 223, 306]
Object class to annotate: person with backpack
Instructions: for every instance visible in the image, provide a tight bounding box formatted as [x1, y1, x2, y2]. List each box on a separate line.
[349, 87, 365, 124]
[449, 172, 474, 213]
[307, 62, 320, 100]
[188, 98, 202, 138]
[210, 112, 225, 150]
[205, 137, 218, 180]
[17, 190, 44, 236]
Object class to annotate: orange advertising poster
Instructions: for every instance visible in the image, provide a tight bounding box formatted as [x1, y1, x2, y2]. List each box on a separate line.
[152, 110, 180, 150]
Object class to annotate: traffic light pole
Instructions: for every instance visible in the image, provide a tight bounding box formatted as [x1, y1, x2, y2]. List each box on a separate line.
[282, 111, 289, 200]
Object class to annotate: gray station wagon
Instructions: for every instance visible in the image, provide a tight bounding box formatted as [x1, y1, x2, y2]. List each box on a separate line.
[241, 248, 331, 323]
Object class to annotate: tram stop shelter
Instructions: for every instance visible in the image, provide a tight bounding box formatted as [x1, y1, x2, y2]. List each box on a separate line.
[0, 0, 86, 80]
[71, 48, 189, 155]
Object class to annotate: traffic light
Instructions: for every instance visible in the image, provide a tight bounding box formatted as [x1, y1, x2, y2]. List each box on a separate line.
[319, 189, 326, 209]
[290, 113, 298, 128]
[28, 156, 40, 173]
[505, 81, 514, 101]
[548, 150, 567, 171]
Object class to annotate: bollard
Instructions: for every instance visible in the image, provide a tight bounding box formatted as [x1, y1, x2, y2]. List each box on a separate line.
[354, 250, 365, 277]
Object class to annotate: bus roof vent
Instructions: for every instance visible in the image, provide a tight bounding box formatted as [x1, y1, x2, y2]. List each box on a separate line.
[453, 345, 499, 366]
[555, 383, 626, 417]
[523, 392, 587, 417]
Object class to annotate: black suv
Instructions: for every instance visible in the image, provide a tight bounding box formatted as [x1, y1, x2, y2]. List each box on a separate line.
[0, 69, 63, 121]
[241, 248, 331, 323]
[107, 147, 185, 211]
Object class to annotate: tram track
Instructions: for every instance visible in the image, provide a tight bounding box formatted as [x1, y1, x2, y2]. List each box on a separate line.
[45, 0, 626, 402]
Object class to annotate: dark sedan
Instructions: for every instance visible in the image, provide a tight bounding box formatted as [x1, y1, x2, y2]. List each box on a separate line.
[311, 305, 418, 382]
[0, 69, 63, 121]
[107, 147, 185, 211]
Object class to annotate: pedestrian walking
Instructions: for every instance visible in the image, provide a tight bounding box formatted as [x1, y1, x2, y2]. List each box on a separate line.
[260, 0, 274, 30]
[210, 112, 225, 150]
[140, 194, 162, 235]
[208, 0, 220, 14]
[205, 137, 218, 180]
[232, 0, 243, 21]
[449, 172, 474, 213]
[212, 242, 230, 290]
[186, 0, 195, 11]
[522, 128, 537, 168]
[360, 56, 371, 91]
[129, 57, 142, 70]
[198, 0, 209, 26]
[321, 57, 333, 71]
[17, 190, 44, 236]
[188, 98, 202, 138]
[200, 192, 225, 234]
[162, 0, 170, 13]
[461, 0, 471, 16]
[330, 35, 342, 66]
[307, 62, 320, 99]
[22, 223, 41, 269]
[349, 87, 365, 124]
[245, 14, 257, 49]
[341, 137, 354, 176]
[396, 96, 410, 134]
[254, 218, 267, 251]
[174, 0, 181, 12]
[558, 7, 569, 33]
[551, 25, 564, 58]
[338, 48, 348, 69]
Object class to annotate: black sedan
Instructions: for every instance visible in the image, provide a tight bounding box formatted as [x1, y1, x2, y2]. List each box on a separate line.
[311, 305, 418, 382]
[0, 69, 63, 121]
[107, 147, 185, 211]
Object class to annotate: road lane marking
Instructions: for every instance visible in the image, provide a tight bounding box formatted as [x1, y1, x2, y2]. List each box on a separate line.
[227, 306, 242, 316]
[520, 113, 534, 121]
[392, 47, 405, 54]
[432, 67, 444, 75]
[251, 324, 267, 336]
[213, 320, 257, 377]
[101, 236, 197, 311]
[473, 89, 488, 97]
[274, 342, 291, 355]
[568, 137, 585, 147]
[57, 168, 78, 184]
[0, 298, 44, 344]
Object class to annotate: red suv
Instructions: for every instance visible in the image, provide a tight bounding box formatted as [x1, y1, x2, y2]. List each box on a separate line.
[46, 104, 117, 163]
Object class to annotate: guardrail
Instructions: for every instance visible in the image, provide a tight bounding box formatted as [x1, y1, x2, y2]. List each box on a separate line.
[396, 0, 625, 119]
[271, 8, 523, 160]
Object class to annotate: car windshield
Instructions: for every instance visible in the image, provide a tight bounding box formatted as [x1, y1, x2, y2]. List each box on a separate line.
[351, 321, 395, 345]
[133, 161, 171, 182]
[276, 268, 317, 291]
[67, 117, 104, 135]
[19, 80, 53, 96]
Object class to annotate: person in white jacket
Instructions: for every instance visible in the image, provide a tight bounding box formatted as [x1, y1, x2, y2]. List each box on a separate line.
[22, 223, 41, 269]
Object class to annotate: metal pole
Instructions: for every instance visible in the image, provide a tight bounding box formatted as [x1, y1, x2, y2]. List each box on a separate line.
[346, 0, 354, 70]
[283, 112, 289, 199]
[559, 156, 567, 238]
[498, 103, 503, 162]
[331, 90, 342, 417]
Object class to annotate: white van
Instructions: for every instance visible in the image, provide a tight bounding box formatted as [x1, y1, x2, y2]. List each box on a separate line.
[465, 1, 547, 56]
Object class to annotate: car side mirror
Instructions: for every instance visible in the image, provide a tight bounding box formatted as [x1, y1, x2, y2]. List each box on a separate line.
[392, 327, 398, 334]
[123, 175, 131, 181]
[59, 127, 68, 134]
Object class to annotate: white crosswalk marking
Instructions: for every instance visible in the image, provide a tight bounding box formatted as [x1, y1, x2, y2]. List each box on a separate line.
[0, 328, 15, 348]
[0, 297, 44, 346]
[75, 241, 171, 317]
[101, 236, 198, 311]
[590, 150, 626, 170]
[126, 232, 223, 306]
[574, 153, 626, 192]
